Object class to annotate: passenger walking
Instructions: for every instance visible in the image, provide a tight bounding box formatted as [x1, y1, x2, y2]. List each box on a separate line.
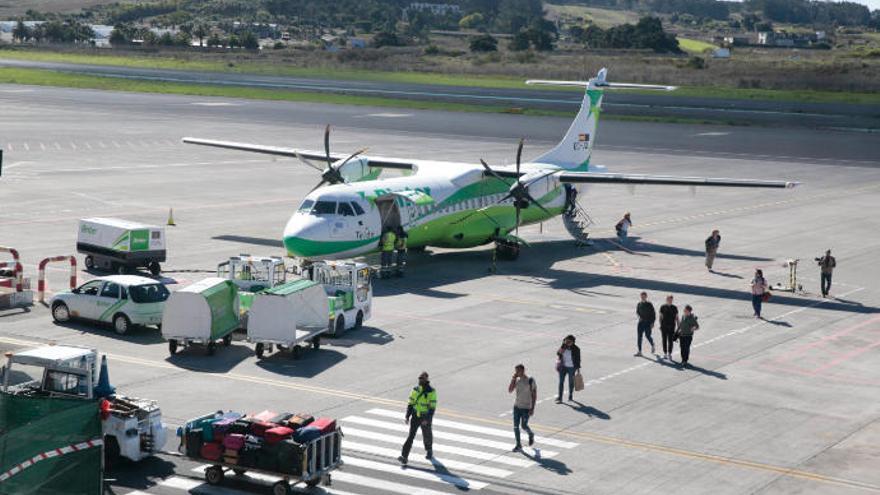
[817, 249, 836, 297]
[555, 335, 581, 403]
[380, 228, 397, 279]
[705, 229, 721, 271]
[508, 364, 536, 452]
[659, 295, 679, 360]
[615, 212, 632, 244]
[635, 292, 656, 356]
[398, 371, 437, 465]
[750, 269, 769, 318]
[676, 305, 699, 367]
[395, 226, 408, 277]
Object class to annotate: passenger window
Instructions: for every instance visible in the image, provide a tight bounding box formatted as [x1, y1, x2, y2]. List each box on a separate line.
[312, 201, 337, 215]
[351, 202, 365, 215]
[100, 283, 120, 299]
[338, 202, 355, 216]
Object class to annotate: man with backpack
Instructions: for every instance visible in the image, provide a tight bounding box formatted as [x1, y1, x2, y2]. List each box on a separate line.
[508, 364, 537, 452]
[705, 229, 721, 272]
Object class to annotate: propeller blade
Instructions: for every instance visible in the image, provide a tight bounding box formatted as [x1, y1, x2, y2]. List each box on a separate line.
[515, 138, 524, 178]
[293, 151, 324, 172]
[479, 159, 508, 185]
[308, 179, 327, 195]
[337, 148, 369, 169]
[323, 125, 332, 169]
[515, 203, 521, 237]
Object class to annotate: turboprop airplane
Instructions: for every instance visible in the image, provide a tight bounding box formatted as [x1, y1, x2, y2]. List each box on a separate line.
[183, 68, 797, 260]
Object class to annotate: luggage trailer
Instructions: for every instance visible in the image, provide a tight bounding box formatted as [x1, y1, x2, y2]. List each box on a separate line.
[185, 430, 342, 495]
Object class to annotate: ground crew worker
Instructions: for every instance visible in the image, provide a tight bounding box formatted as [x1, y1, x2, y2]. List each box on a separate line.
[398, 371, 436, 465]
[395, 226, 408, 277]
[817, 249, 836, 297]
[380, 228, 397, 279]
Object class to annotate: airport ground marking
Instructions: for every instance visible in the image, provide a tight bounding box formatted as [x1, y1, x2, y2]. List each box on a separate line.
[1, 325, 879, 492]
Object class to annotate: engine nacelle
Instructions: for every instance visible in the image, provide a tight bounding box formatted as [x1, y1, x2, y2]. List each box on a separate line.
[333, 157, 380, 183]
[517, 171, 561, 203]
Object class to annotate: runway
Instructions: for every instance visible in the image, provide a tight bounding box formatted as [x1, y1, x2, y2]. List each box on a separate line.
[1, 84, 880, 495]
[2, 57, 880, 130]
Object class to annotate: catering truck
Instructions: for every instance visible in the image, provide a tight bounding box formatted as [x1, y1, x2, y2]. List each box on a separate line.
[0, 345, 167, 464]
[77, 218, 166, 276]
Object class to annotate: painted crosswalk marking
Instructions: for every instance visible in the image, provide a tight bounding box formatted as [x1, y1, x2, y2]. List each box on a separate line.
[342, 456, 487, 489]
[366, 408, 579, 449]
[343, 440, 514, 478]
[332, 471, 452, 495]
[343, 416, 559, 457]
[342, 426, 535, 467]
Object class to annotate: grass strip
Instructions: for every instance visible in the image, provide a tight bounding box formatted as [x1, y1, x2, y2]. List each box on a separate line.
[2, 48, 880, 105]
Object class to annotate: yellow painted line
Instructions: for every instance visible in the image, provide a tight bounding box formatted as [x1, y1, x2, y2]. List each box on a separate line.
[2, 334, 878, 492]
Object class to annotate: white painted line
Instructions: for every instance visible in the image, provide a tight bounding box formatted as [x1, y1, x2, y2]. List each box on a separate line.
[367, 409, 578, 449]
[39, 142, 46, 151]
[342, 427, 534, 467]
[69, 142, 77, 150]
[332, 471, 451, 495]
[124, 492, 151, 495]
[159, 475, 251, 494]
[363, 113, 413, 118]
[342, 456, 488, 490]
[343, 440, 513, 478]
[23, 143, 29, 151]
[343, 416, 558, 456]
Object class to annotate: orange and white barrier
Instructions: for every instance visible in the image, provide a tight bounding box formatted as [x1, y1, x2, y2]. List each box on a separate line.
[0, 246, 23, 292]
[37, 256, 77, 303]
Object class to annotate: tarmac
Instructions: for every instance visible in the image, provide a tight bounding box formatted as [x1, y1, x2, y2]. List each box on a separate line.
[1, 84, 880, 495]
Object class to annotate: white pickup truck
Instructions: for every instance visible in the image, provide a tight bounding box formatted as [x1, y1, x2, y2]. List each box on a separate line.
[0, 345, 166, 464]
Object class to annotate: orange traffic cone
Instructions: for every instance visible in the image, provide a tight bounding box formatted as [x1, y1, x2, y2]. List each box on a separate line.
[167, 208, 176, 226]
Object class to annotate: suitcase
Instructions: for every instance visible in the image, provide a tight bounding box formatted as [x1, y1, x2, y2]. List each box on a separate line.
[224, 448, 240, 458]
[311, 417, 336, 434]
[293, 425, 320, 443]
[265, 426, 294, 445]
[228, 419, 252, 436]
[212, 414, 241, 435]
[287, 414, 314, 429]
[270, 412, 294, 424]
[223, 433, 246, 450]
[250, 420, 274, 437]
[185, 429, 204, 457]
[250, 410, 277, 423]
[200, 442, 223, 461]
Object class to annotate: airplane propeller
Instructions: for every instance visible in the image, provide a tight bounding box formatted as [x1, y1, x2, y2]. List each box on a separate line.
[298, 125, 368, 194]
[457, 139, 552, 237]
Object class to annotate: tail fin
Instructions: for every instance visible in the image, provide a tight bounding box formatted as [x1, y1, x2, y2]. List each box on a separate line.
[527, 69, 675, 170]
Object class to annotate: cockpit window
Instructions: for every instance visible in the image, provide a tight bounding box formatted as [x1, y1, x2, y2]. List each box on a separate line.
[338, 202, 355, 216]
[298, 199, 315, 212]
[312, 201, 337, 215]
[351, 202, 365, 215]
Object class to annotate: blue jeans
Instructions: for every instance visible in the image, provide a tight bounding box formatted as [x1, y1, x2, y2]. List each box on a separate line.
[512, 407, 533, 447]
[637, 321, 654, 352]
[821, 273, 832, 296]
[752, 294, 763, 317]
[557, 366, 575, 400]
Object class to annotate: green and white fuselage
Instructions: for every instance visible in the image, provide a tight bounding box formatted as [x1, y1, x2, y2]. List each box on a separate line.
[183, 68, 796, 261]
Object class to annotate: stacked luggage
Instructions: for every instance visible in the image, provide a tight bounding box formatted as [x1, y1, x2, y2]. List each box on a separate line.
[179, 409, 340, 476]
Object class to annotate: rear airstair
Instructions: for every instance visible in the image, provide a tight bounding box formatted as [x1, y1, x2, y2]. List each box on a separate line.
[562, 203, 595, 247]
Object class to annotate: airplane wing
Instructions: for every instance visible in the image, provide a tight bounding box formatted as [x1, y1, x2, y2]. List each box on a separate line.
[181, 137, 415, 170]
[558, 171, 797, 189]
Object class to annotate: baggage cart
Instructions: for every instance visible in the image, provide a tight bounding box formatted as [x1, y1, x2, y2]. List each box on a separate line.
[179, 412, 342, 495]
[77, 218, 166, 275]
[161, 278, 240, 355]
[246, 279, 330, 359]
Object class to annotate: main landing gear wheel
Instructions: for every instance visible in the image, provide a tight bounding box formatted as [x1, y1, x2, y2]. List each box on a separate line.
[205, 465, 224, 485]
[495, 241, 521, 261]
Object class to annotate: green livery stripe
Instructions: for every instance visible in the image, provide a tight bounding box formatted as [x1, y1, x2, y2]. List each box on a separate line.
[111, 232, 129, 251]
[284, 236, 379, 257]
[99, 300, 127, 321]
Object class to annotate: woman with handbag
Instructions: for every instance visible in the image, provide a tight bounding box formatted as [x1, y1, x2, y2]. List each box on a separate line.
[676, 305, 699, 367]
[750, 269, 769, 319]
[556, 335, 581, 403]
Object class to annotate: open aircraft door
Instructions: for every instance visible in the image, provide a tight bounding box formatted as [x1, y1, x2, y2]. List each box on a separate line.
[373, 190, 434, 231]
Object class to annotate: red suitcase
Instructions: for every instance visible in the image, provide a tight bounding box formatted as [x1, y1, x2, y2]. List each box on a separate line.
[265, 426, 294, 444]
[250, 420, 275, 436]
[200, 442, 223, 461]
[311, 417, 336, 434]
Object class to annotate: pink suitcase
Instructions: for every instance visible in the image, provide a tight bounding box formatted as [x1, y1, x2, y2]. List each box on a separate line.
[223, 433, 245, 450]
[264, 426, 294, 444]
[311, 417, 337, 434]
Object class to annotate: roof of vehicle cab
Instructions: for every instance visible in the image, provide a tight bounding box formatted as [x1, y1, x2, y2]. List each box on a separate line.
[11, 345, 96, 367]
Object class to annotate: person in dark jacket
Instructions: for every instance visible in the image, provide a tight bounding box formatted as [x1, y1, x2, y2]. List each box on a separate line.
[676, 305, 700, 367]
[705, 230, 721, 272]
[556, 335, 581, 403]
[636, 292, 656, 356]
[658, 294, 679, 360]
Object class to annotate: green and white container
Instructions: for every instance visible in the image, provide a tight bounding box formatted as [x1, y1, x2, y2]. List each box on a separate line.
[246, 279, 330, 359]
[77, 218, 166, 275]
[161, 277, 240, 356]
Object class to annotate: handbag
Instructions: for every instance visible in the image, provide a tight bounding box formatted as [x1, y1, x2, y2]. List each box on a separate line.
[555, 359, 562, 372]
[762, 291, 772, 302]
[574, 373, 585, 391]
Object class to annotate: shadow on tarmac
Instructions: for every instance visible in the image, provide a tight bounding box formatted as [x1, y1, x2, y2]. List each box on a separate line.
[387, 239, 877, 315]
[564, 400, 611, 419]
[256, 348, 347, 378]
[51, 320, 166, 345]
[102, 455, 176, 493]
[165, 341, 251, 373]
[592, 236, 774, 263]
[519, 450, 573, 476]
